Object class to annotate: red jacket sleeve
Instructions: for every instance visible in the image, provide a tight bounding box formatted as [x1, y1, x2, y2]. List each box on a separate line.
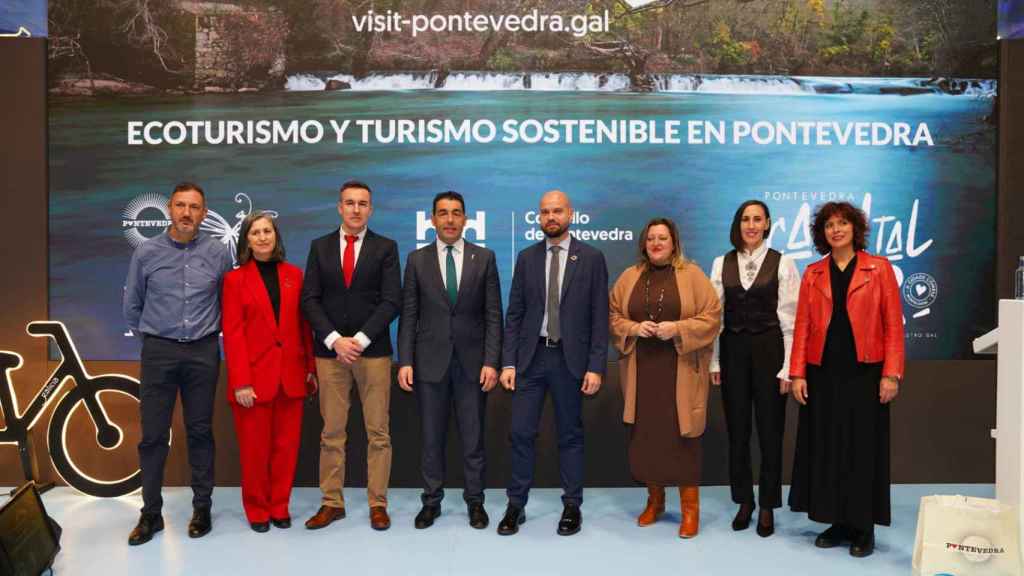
[297, 268, 317, 379]
[789, 267, 813, 380]
[879, 258, 906, 379]
[221, 271, 252, 398]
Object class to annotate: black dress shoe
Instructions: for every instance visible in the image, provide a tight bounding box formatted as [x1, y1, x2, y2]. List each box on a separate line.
[557, 504, 581, 536]
[414, 504, 441, 529]
[496, 506, 525, 536]
[849, 528, 875, 558]
[188, 507, 212, 539]
[128, 513, 164, 546]
[270, 517, 291, 529]
[250, 521, 270, 533]
[468, 503, 489, 529]
[731, 502, 754, 531]
[814, 524, 847, 548]
[756, 508, 774, 537]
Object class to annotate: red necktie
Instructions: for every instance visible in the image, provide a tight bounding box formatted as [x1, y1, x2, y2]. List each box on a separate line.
[343, 234, 357, 287]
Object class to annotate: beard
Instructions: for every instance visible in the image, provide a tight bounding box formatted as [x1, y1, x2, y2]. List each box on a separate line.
[543, 221, 569, 239]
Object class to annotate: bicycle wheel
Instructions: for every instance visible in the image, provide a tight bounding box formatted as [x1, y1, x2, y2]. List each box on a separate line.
[47, 375, 145, 497]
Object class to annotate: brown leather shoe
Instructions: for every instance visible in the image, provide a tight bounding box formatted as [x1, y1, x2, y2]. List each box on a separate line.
[637, 484, 665, 527]
[370, 506, 391, 531]
[678, 486, 699, 539]
[304, 505, 346, 530]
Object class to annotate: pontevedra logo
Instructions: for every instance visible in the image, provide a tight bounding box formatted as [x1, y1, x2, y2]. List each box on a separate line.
[353, 9, 609, 38]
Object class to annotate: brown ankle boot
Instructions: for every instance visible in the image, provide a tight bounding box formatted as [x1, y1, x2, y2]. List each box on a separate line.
[679, 486, 699, 538]
[637, 485, 665, 526]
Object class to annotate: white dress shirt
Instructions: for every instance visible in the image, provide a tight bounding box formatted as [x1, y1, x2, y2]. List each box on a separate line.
[709, 242, 800, 380]
[437, 237, 465, 291]
[324, 226, 371, 351]
[540, 235, 572, 338]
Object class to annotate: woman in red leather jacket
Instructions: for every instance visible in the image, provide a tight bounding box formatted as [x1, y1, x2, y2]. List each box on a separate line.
[788, 202, 904, 558]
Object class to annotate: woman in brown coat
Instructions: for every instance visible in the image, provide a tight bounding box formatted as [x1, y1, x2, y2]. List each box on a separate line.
[609, 217, 722, 538]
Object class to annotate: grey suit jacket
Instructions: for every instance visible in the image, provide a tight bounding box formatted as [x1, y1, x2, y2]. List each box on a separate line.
[397, 240, 503, 383]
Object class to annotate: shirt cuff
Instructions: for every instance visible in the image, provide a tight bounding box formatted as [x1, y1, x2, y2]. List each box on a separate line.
[502, 365, 515, 371]
[354, 332, 371, 350]
[324, 331, 341, 350]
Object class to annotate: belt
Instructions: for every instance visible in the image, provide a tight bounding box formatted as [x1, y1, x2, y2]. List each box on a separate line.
[539, 337, 561, 348]
[144, 332, 218, 344]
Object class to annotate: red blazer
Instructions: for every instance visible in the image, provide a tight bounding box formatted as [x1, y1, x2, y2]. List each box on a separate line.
[222, 260, 316, 405]
[789, 251, 905, 380]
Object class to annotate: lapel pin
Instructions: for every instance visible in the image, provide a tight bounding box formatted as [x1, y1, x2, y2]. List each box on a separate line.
[570, 255, 578, 262]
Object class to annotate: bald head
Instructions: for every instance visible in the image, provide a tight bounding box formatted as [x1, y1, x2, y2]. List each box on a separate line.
[539, 189, 573, 241]
[540, 189, 572, 210]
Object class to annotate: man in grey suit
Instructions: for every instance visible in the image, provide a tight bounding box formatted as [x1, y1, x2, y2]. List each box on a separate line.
[497, 189, 609, 536]
[397, 191, 503, 530]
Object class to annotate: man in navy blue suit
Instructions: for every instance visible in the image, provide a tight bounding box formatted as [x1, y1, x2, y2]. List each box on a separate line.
[497, 189, 609, 536]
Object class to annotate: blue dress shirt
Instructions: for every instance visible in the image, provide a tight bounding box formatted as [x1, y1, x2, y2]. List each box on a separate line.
[123, 231, 233, 341]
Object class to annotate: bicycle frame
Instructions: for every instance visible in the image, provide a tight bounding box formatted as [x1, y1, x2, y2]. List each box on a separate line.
[0, 322, 131, 463]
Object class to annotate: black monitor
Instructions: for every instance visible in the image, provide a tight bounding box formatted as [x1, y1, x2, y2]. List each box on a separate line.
[0, 483, 60, 576]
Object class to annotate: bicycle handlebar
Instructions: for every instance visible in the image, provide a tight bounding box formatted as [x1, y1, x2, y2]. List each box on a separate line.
[27, 321, 67, 338]
[0, 352, 21, 370]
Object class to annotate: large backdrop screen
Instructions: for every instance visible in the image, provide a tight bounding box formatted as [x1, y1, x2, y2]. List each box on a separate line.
[47, 0, 998, 361]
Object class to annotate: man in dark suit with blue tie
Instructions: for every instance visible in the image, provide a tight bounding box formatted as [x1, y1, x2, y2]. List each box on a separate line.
[497, 190, 609, 536]
[397, 191, 502, 530]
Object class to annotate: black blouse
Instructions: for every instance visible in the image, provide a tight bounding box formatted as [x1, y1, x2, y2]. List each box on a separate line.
[255, 259, 280, 324]
[823, 255, 857, 370]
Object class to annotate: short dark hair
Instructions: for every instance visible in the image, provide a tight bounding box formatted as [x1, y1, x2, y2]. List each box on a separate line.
[237, 211, 286, 265]
[339, 180, 372, 200]
[432, 190, 465, 214]
[729, 200, 771, 251]
[811, 201, 869, 255]
[637, 217, 686, 269]
[172, 181, 205, 201]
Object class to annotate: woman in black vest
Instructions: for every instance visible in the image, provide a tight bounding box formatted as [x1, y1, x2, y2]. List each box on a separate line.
[709, 200, 800, 537]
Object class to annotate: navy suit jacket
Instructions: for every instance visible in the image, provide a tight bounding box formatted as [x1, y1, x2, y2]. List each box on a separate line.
[300, 228, 401, 358]
[502, 237, 609, 379]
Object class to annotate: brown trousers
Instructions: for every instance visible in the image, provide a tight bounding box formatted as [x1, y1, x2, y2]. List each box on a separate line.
[315, 355, 392, 508]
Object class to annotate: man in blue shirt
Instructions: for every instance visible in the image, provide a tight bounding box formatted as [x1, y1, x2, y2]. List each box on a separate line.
[123, 182, 233, 546]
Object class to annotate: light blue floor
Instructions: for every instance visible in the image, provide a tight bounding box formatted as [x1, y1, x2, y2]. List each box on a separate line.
[32, 484, 993, 576]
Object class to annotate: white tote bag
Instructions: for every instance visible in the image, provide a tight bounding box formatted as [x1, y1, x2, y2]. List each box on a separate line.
[913, 495, 1021, 576]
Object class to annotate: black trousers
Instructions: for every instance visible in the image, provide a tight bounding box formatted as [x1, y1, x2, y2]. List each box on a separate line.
[416, 353, 487, 506]
[720, 328, 786, 508]
[138, 334, 220, 515]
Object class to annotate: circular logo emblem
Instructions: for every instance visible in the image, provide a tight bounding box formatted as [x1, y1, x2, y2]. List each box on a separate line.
[122, 193, 170, 248]
[902, 272, 938, 309]
[960, 535, 995, 564]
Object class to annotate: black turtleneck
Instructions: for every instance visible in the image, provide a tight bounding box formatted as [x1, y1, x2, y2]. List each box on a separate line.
[255, 259, 280, 323]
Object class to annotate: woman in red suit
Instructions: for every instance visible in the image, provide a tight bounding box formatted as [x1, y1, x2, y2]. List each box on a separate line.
[788, 202, 904, 558]
[222, 211, 317, 533]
